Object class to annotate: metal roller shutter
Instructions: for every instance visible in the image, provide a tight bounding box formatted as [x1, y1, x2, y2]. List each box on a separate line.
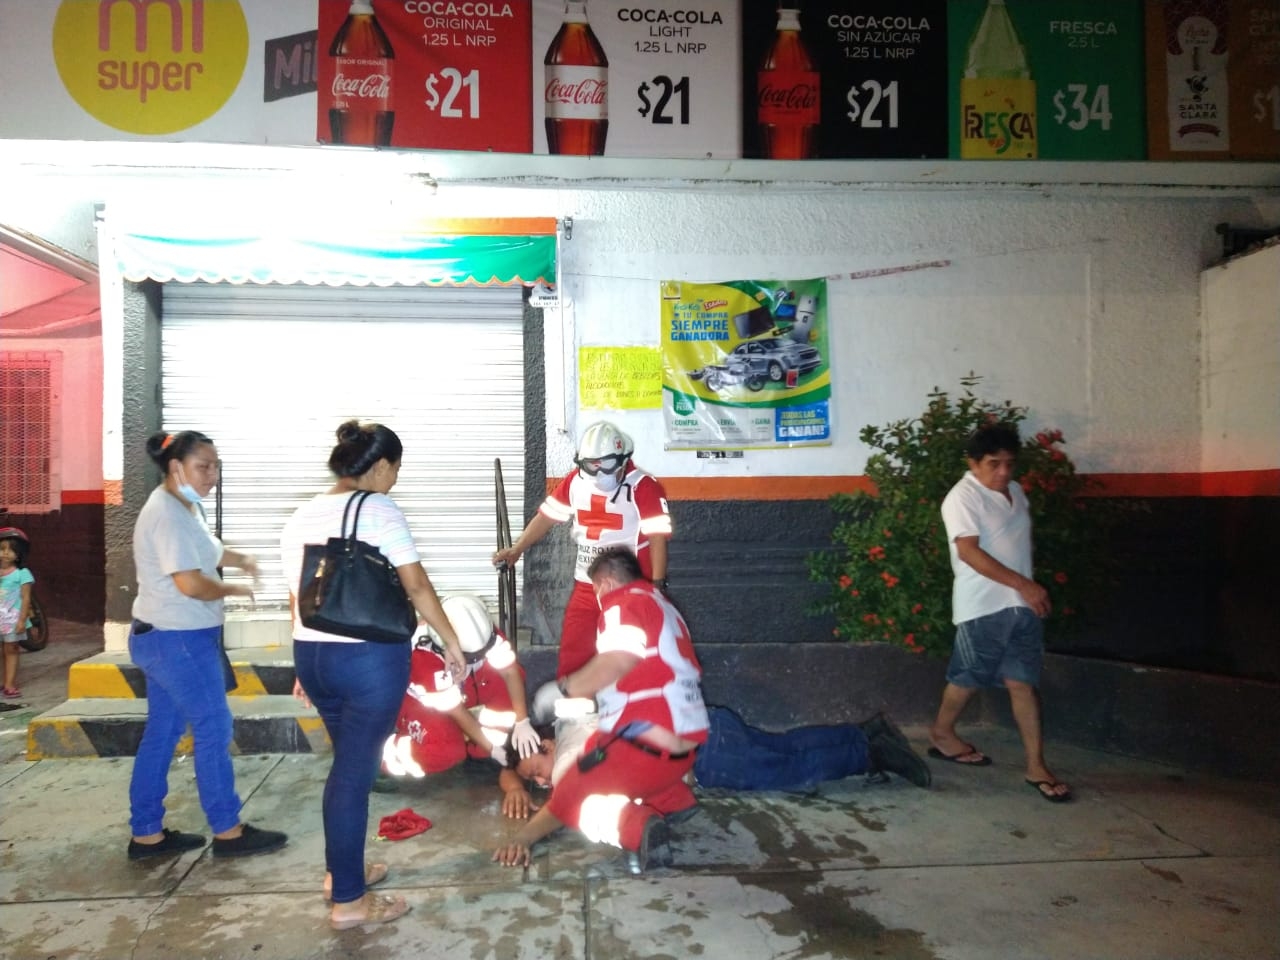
[161, 281, 524, 615]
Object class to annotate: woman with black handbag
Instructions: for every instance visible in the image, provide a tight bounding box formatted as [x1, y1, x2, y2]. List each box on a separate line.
[280, 420, 466, 931]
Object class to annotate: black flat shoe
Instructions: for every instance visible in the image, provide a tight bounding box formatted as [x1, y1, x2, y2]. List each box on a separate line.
[211, 824, 288, 858]
[127, 828, 206, 861]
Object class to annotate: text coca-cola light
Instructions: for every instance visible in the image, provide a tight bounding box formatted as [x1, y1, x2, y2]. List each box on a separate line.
[757, 7, 819, 160]
[544, 0, 608, 155]
[328, 0, 394, 146]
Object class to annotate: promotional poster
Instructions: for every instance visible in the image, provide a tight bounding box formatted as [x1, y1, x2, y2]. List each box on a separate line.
[661, 278, 832, 450]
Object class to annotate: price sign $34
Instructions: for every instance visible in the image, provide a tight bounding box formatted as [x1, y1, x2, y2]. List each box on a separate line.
[425, 68, 480, 119]
[1052, 83, 1112, 131]
[637, 75, 690, 124]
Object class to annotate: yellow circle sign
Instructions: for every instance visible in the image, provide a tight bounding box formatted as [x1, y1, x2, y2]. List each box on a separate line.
[53, 0, 248, 135]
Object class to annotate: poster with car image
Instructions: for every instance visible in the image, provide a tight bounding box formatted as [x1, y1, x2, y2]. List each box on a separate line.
[661, 278, 831, 450]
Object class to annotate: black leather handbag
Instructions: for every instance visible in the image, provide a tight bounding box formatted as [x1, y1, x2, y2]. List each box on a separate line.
[297, 491, 417, 644]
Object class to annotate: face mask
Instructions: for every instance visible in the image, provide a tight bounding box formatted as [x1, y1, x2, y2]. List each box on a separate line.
[593, 471, 621, 494]
[174, 464, 202, 505]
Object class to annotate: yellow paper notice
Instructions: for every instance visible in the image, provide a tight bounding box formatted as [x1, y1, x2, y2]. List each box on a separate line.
[579, 347, 662, 410]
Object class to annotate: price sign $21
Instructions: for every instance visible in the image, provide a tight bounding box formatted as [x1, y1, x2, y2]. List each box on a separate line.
[425, 68, 480, 119]
[637, 75, 690, 124]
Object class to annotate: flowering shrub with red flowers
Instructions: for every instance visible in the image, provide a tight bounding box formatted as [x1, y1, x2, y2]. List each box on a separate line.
[808, 375, 1112, 658]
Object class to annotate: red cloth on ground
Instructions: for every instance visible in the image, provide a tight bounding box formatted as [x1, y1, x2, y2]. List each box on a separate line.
[377, 808, 432, 841]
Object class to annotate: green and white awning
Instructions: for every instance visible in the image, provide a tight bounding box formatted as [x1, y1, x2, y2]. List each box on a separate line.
[113, 217, 557, 287]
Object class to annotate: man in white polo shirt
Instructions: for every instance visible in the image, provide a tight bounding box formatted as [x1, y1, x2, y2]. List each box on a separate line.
[928, 424, 1071, 803]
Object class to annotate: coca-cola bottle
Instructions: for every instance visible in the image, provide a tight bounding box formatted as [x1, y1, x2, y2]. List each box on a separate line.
[544, 1, 608, 155]
[757, 6, 820, 159]
[327, 0, 394, 146]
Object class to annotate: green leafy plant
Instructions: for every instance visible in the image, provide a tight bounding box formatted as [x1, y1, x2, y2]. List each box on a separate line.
[808, 374, 1108, 657]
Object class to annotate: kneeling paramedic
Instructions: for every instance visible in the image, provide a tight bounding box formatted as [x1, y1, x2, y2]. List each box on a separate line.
[381, 594, 542, 817]
[492, 546, 707, 874]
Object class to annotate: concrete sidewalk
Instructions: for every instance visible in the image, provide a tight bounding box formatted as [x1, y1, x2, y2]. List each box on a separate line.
[2, 734, 1277, 956]
[2, 628, 1278, 959]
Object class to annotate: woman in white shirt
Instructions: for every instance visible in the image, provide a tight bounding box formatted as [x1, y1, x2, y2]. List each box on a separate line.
[281, 420, 465, 931]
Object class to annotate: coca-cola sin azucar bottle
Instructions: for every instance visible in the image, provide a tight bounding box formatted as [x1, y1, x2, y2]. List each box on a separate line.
[544, 0, 609, 155]
[757, 6, 819, 159]
[328, 0, 395, 146]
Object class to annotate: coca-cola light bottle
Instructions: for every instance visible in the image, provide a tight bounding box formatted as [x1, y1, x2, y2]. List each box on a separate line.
[328, 0, 394, 146]
[544, 0, 608, 155]
[757, 6, 819, 159]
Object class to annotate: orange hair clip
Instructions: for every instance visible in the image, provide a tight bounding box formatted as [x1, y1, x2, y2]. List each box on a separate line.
[161, 434, 175, 450]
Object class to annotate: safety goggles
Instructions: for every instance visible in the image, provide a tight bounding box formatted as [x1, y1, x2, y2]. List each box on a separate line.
[575, 454, 626, 476]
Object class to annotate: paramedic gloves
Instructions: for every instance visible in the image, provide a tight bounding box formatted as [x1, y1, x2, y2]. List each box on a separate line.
[512, 718, 540, 759]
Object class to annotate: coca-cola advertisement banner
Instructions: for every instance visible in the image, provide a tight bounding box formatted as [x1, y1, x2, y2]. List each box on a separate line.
[947, 0, 1146, 161]
[661, 278, 832, 451]
[317, 0, 533, 152]
[532, 0, 741, 158]
[756, 1, 952, 160]
[1145, 0, 1280, 161]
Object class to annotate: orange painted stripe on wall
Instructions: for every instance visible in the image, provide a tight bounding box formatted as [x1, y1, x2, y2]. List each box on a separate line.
[418, 217, 558, 236]
[62, 489, 106, 505]
[543, 470, 1280, 501]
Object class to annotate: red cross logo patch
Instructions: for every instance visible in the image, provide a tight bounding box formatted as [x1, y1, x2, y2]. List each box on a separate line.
[577, 493, 624, 541]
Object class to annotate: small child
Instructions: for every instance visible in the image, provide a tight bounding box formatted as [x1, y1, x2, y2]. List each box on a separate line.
[0, 527, 34, 698]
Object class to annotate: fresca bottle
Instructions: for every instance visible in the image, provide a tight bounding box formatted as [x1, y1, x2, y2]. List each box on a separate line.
[327, 0, 395, 146]
[757, 6, 820, 159]
[960, 0, 1036, 159]
[544, 0, 609, 155]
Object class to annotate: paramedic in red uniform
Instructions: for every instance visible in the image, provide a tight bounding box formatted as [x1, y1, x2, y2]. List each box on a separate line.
[380, 594, 543, 817]
[492, 421, 672, 678]
[492, 546, 707, 874]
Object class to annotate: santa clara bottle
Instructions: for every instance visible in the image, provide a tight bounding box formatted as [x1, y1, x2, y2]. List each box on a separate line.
[327, 0, 395, 146]
[544, 0, 609, 155]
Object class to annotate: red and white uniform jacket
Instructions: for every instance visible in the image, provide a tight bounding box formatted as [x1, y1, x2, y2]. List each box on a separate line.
[382, 630, 522, 777]
[595, 580, 708, 744]
[539, 461, 672, 583]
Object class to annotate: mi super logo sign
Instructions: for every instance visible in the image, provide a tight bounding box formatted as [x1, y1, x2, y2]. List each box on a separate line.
[54, 0, 248, 134]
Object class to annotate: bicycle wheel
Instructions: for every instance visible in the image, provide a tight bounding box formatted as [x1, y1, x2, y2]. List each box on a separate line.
[19, 594, 48, 651]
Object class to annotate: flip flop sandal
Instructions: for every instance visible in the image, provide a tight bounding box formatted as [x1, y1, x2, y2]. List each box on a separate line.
[927, 745, 992, 766]
[323, 862, 388, 902]
[330, 892, 410, 931]
[1026, 779, 1073, 803]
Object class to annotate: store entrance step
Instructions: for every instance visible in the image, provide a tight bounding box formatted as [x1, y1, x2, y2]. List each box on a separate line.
[67, 648, 298, 699]
[26, 695, 329, 759]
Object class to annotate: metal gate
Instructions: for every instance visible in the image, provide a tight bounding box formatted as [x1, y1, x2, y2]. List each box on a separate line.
[160, 281, 525, 613]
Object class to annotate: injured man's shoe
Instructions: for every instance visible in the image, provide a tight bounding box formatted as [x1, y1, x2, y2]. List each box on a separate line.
[865, 720, 932, 789]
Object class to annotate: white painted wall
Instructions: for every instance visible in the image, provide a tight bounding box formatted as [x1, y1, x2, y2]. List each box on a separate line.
[426, 184, 1258, 478]
[1200, 243, 1280, 473]
[1, 150, 1276, 482]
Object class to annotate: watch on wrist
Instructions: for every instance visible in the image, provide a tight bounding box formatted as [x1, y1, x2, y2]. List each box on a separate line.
[653, 577, 669, 591]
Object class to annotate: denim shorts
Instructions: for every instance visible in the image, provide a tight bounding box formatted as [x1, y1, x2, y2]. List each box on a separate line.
[946, 606, 1044, 689]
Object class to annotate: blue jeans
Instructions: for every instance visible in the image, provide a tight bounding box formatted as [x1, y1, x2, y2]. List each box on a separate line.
[294, 638, 410, 905]
[128, 624, 241, 836]
[693, 706, 870, 792]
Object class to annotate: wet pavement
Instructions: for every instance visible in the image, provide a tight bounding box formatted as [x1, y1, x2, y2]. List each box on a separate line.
[1, 623, 1278, 959]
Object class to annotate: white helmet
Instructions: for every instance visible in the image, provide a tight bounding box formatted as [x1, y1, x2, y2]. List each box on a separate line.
[433, 594, 497, 663]
[575, 420, 633, 478]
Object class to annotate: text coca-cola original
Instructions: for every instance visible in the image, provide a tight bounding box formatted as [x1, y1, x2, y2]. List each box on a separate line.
[544, 0, 609, 155]
[327, 0, 394, 146]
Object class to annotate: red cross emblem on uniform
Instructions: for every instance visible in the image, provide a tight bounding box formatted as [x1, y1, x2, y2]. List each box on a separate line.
[577, 493, 624, 541]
